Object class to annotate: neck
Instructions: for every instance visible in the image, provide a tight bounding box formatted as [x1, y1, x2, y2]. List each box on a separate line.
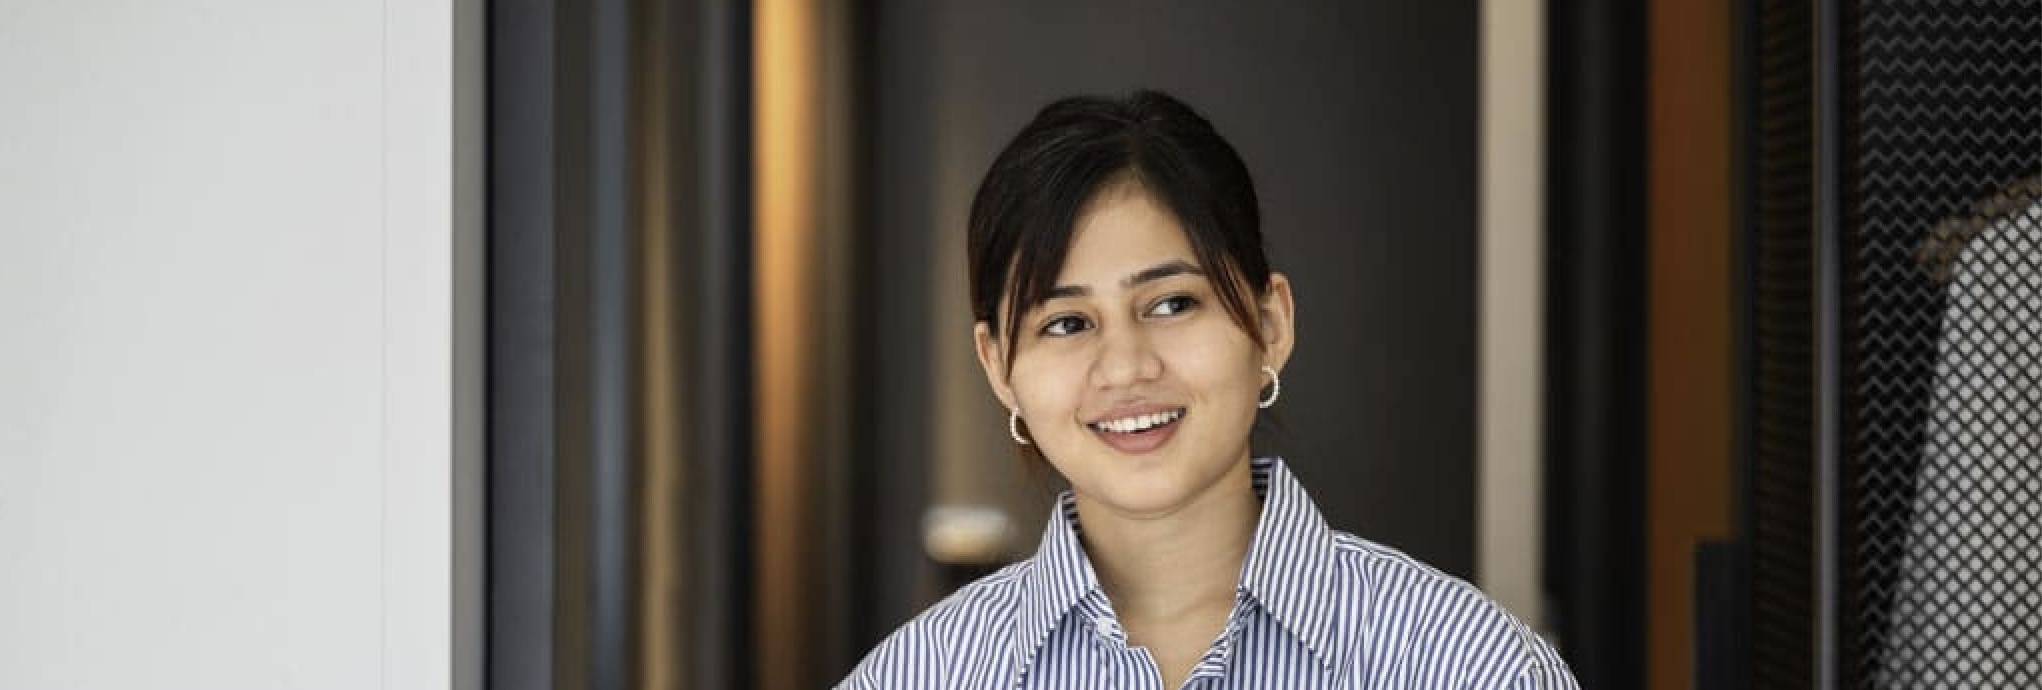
[1075, 458, 1260, 626]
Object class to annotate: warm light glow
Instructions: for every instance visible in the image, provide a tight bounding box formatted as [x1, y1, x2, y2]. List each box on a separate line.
[755, 0, 821, 687]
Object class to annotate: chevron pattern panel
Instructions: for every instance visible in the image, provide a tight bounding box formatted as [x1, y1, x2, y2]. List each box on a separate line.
[1845, 1, 2042, 687]
[1750, 1, 1817, 687]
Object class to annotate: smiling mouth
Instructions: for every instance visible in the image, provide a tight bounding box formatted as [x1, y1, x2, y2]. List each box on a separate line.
[1087, 408, 1187, 434]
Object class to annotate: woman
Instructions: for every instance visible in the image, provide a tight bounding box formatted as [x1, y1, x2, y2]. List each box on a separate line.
[839, 91, 1576, 689]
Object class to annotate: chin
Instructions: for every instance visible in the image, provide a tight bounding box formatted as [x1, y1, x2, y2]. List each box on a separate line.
[1081, 460, 1225, 516]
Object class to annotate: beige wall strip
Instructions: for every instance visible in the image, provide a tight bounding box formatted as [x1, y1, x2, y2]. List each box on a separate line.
[1478, 0, 1547, 632]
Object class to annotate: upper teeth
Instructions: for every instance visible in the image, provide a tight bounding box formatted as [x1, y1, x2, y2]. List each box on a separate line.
[1094, 409, 1182, 433]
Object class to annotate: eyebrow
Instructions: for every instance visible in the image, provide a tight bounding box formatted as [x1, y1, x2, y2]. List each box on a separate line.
[1043, 259, 1206, 300]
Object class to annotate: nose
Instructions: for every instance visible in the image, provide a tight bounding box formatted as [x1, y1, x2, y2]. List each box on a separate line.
[1089, 323, 1163, 390]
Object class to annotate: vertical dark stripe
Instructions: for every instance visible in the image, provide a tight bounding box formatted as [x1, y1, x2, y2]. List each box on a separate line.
[1813, 0, 1842, 685]
[486, 0, 559, 687]
[585, 0, 635, 688]
[686, 0, 755, 687]
[1745, 1, 1816, 687]
[1544, 0, 1648, 687]
[551, 0, 598, 684]
[865, 0, 939, 652]
[831, 0, 879, 676]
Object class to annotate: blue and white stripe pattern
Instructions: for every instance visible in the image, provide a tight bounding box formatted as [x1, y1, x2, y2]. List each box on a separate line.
[838, 457, 1578, 689]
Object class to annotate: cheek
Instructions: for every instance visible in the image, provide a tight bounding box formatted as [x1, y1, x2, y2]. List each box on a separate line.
[1157, 324, 1264, 391]
[1008, 346, 1087, 414]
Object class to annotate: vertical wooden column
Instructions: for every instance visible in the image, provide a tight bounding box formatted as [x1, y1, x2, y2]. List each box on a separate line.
[1646, 1, 1735, 687]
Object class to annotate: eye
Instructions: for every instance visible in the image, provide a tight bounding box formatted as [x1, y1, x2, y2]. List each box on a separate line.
[1146, 294, 1198, 318]
[1041, 313, 1092, 337]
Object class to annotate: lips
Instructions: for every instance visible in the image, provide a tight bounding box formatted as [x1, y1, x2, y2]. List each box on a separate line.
[1085, 405, 1187, 454]
[1088, 408, 1183, 433]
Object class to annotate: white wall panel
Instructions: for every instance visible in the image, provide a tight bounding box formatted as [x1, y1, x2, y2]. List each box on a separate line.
[0, 2, 479, 688]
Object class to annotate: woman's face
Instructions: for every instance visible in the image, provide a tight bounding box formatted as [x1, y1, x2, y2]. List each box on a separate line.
[974, 185, 1294, 519]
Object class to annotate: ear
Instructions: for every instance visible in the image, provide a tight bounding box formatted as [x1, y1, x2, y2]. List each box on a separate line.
[974, 321, 1019, 412]
[1258, 272, 1297, 373]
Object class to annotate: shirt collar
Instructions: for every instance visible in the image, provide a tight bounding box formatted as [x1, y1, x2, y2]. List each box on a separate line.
[1236, 455, 1347, 671]
[1011, 492, 1100, 686]
[1008, 457, 1347, 683]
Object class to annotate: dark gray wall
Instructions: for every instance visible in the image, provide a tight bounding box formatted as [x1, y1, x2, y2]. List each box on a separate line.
[862, 0, 1479, 648]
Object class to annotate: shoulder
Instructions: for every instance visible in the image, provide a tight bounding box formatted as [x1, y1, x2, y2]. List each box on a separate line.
[1329, 531, 1511, 640]
[834, 560, 1034, 689]
[1329, 530, 1487, 610]
[1329, 532, 1578, 688]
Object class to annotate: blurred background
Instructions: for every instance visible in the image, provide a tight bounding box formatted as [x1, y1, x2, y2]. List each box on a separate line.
[6, 0, 2040, 689]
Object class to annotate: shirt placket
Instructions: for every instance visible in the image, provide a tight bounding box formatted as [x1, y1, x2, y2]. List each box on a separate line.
[1085, 614, 1161, 690]
[1179, 590, 1253, 687]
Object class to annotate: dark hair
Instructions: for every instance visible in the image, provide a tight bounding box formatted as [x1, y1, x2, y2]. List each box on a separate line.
[967, 90, 1272, 373]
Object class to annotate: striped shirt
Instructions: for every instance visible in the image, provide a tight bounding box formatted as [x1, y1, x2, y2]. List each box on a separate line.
[837, 456, 1577, 689]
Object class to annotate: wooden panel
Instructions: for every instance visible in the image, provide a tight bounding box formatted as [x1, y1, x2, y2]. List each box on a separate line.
[1647, 1, 1736, 687]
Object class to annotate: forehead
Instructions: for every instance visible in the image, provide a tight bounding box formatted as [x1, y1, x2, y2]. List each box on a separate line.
[1055, 188, 1197, 284]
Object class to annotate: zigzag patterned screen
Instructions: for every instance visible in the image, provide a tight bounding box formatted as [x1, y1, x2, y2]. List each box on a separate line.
[1750, 1, 1815, 686]
[1842, 1, 2042, 687]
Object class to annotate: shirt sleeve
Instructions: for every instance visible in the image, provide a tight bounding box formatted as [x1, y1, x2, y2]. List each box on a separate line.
[1507, 630, 1580, 690]
[834, 616, 949, 689]
[1439, 581, 1580, 690]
